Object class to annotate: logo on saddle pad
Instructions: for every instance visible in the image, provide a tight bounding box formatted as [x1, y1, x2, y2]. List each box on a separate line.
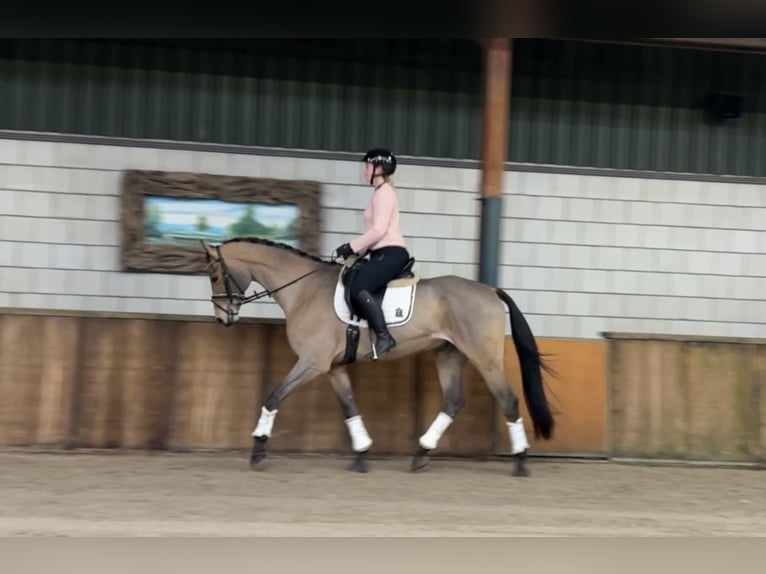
[333, 270, 419, 328]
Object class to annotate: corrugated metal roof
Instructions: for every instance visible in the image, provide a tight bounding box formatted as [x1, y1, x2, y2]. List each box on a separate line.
[510, 39, 766, 176]
[0, 38, 764, 176]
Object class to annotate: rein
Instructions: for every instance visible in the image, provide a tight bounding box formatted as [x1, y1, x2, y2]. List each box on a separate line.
[207, 245, 335, 315]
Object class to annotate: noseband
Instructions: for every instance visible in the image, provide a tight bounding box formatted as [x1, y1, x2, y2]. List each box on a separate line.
[206, 245, 323, 321]
[207, 245, 250, 322]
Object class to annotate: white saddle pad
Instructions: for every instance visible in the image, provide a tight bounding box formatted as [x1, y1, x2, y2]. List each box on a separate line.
[333, 282, 417, 328]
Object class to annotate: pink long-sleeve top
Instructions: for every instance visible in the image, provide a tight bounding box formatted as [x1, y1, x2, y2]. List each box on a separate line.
[349, 183, 406, 254]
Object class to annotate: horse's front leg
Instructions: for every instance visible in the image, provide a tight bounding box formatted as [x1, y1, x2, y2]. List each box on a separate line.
[250, 358, 325, 469]
[328, 366, 373, 473]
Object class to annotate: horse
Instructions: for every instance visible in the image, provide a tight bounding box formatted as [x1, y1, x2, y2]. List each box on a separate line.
[200, 236, 556, 476]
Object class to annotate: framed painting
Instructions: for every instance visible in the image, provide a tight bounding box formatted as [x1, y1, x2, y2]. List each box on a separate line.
[120, 169, 322, 274]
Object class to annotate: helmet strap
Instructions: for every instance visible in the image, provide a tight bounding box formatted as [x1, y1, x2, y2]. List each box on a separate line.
[368, 165, 385, 186]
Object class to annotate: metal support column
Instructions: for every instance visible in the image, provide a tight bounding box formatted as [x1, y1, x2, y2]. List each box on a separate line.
[477, 38, 513, 455]
[477, 38, 512, 288]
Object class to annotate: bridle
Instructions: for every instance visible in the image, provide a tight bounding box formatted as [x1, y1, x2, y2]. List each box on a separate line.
[206, 245, 327, 322]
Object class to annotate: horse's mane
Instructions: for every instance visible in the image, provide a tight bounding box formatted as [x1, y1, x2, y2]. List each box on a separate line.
[222, 236, 339, 267]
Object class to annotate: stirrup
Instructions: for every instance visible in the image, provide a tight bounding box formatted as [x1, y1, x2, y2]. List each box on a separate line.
[366, 334, 396, 361]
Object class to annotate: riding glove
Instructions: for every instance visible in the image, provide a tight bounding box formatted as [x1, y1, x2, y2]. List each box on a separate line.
[335, 242, 354, 260]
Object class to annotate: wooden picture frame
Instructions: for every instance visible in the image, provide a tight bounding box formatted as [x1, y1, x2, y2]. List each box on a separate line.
[120, 169, 322, 274]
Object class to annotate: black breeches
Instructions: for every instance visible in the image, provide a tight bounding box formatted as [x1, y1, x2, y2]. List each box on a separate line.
[348, 246, 410, 305]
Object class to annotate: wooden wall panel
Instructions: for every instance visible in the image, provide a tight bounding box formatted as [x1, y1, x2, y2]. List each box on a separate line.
[9, 310, 763, 463]
[686, 342, 760, 461]
[0, 311, 610, 457]
[74, 318, 178, 449]
[0, 315, 78, 446]
[607, 335, 766, 463]
[117, 319, 178, 449]
[610, 340, 688, 458]
[755, 347, 766, 461]
[0, 315, 44, 445]
[74, 318, 125, 447]
[35, 316, 80, 446]
[500, 338, 608, 455]
[609, 340, 644, 456]
[169, 321, 266, 450]
[645, 341, 689, 457]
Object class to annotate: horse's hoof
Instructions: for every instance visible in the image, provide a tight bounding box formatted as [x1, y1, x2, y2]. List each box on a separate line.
[348, 460, 368, 473]
[410, 446, 430, 472]
[250, 452, 266, 470]
[348, 451, 369, 473]
[250, 436, 268, 470]
[511, 451, 530, 477]
[511, 465, 530, 477]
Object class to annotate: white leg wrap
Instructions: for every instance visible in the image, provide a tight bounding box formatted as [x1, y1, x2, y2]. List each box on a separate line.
[345, 415, 373, 452]
[252, 406, 278, 438]
[419, 412, 453, 450]
[507, 417, 530, 455]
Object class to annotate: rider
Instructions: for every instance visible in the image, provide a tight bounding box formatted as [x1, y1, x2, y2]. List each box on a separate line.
[335, 148, 411, 360]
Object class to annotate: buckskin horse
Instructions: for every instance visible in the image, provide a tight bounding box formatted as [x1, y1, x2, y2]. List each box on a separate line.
[200, 237, 555, 476]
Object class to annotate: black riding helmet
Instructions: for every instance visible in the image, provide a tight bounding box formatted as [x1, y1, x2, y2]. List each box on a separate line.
[362, 148, 396, 184]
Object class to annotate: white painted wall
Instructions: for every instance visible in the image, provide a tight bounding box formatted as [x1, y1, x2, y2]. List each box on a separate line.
[1, 134, 764, 340]
[501, 171, 765, 339]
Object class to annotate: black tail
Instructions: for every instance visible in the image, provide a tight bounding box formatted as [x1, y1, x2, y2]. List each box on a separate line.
[495, 288, 555, 440]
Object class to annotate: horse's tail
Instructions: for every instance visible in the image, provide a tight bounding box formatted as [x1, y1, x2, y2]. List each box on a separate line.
[495, 288, 555, 440]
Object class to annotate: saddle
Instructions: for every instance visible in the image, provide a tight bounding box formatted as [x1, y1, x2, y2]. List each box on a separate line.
[335, 254, 419, 365]
[339, 254, 417, 321]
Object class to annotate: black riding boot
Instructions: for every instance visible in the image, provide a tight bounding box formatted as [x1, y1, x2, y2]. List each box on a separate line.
[355, 289, 396, 360]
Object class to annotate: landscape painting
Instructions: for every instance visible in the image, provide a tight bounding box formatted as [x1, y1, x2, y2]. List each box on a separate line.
[120, 169, 322, 274]
[143, 197, 300, 248]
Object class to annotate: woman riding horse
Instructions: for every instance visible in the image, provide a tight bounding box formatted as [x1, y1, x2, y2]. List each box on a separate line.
[334, 148, 411, 360]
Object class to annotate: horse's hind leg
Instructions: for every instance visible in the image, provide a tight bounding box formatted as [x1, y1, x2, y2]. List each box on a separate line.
[328, 366, 373, 473]
[476, 364, 530, 477]
[411, 343, 467, 472]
